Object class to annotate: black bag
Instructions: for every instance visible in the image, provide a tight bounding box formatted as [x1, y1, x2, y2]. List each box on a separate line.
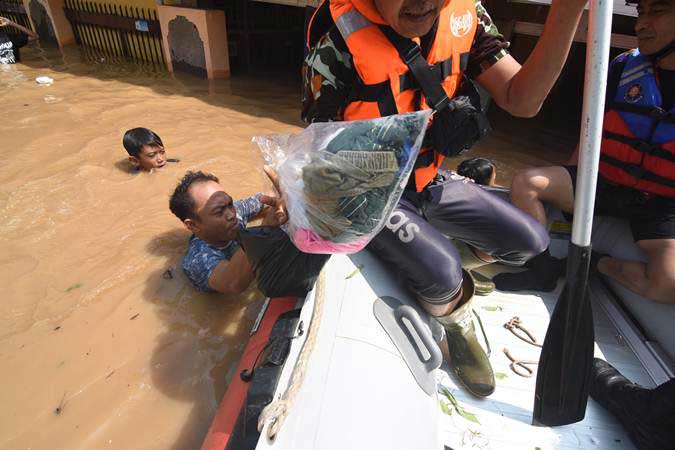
[238, 226, 330, 298]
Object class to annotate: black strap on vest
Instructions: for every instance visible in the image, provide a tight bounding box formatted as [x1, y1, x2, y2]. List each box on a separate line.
[604, 131, 675, 164]
[379, 25, 450, 112]
[600, 154, 675, 188]
[609, 102, 675, 124]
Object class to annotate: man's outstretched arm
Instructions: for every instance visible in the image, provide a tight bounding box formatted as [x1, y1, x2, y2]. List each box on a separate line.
[477, 0, 587, 118]
[0, 17, 38, 40]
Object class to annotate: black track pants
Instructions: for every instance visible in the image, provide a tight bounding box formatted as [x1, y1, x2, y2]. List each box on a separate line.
[368, 172, 549, 304]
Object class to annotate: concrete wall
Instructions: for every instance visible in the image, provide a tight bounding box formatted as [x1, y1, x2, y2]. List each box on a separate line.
[157, 4, 229, 79]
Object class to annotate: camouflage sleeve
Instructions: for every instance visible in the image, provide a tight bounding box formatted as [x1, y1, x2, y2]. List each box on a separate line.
[301, 29, 356, 123]
[466, 0, 510, 79]
[234, 194, 263, 225]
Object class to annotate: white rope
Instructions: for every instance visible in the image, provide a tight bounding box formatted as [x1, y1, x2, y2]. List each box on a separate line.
[257, 269, 327, 440]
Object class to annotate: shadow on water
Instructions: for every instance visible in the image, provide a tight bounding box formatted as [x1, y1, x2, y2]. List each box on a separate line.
[142, 228, 264, 450]
[19, 42, 304, 129]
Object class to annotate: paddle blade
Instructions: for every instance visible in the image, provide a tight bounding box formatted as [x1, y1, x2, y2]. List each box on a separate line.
[533, 244, 595, 426]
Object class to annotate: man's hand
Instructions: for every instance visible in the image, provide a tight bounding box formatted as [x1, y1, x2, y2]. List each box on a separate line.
[260, 165, 288, 227]
[0, 16, 38, 40]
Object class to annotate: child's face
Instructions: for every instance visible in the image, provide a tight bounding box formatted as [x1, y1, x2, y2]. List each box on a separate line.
[130, 144, 166, 171]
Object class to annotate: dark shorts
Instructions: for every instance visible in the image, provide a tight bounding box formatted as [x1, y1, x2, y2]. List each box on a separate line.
[564, 165, 675, 242]
[367, 171, 549, 304]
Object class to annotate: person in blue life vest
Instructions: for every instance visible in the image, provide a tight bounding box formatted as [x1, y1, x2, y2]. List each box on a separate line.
[0, 17, 37, 64]
[500, 0, 675, 304]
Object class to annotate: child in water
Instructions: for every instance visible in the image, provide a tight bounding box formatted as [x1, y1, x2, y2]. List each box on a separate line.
[457, 157, 497, 186]
[123, 128, 178, 171]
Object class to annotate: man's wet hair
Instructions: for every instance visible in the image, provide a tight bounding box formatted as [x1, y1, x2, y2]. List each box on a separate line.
[457, 157, 495, 186]
[123, 128, 164, 157]
[170, 171, 220, 222]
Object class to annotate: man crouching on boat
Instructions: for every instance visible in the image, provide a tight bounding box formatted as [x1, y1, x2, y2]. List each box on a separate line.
[303, 0, 588, 397]
[169, 169, 287, 295]
[501, 0, 675, 304]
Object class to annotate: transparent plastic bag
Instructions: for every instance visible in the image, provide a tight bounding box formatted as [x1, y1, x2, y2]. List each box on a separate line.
[253, 110, 432, 254]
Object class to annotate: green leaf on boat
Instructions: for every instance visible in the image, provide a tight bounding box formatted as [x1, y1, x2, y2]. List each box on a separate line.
[65, 283, 83, 292]
[535, 447, 543, 450]
[440, 387, 458, 407]
[457, 407, 481, 424]
[440, 387, 480, 424]
[496, 372, 509, 380]
[439, 400, 453, 416]
[481, 305, 502, 312]
[345, 264, 365, 279]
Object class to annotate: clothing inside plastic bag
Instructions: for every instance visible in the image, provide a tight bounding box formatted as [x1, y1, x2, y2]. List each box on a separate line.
[238, 226, 329, 298]
[254, 110, 432, 254]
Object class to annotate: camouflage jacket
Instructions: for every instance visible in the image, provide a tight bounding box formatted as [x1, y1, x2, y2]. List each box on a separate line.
[302, 1, 509, 123]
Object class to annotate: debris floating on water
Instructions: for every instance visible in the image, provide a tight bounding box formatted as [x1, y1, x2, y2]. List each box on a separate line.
[129, 313, 140, 321]
[64, 283, 83, 293]
[54, 391, 67, 415]
[162, 270, 173, 280]
[36, 76, 54, 85]
[54, 326, 61, 331]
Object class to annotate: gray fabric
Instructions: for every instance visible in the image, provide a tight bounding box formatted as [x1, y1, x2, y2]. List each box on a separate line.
[334, 8, 371, 41]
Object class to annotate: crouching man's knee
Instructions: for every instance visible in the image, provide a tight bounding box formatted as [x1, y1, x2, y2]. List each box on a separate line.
[412, 259, 464, 306]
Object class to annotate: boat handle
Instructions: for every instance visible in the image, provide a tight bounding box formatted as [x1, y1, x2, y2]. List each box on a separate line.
[396, 305, 443, 372]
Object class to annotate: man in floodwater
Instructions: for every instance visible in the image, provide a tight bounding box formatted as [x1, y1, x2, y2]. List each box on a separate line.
[303, 0, 588, 397]
[169, 170, 287, 295]
[0, 16, 37, 64]
[500, 0, 675, 304]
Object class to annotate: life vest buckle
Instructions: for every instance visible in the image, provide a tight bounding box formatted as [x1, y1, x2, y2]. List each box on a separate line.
[649, 106, 669, 120]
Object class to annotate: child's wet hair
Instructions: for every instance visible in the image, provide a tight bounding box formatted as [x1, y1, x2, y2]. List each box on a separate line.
[457, 157, 495, 186]
[123, 128, 164, 157]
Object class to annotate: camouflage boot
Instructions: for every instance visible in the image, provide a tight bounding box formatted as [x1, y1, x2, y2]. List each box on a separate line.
[453, 240, 495, 296]
[435, 271, 495, 397]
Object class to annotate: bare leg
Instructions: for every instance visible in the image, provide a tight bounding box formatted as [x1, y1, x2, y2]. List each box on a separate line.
[510, 166, 576, 226]
[598, 239, 675, 304]
[419, 291, 462, 317]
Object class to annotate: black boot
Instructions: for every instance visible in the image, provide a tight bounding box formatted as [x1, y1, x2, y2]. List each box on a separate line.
[493, 249, 565, 293]
[590, 358, 675, 450]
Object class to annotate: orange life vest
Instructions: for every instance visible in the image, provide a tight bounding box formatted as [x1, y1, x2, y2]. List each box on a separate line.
[599, 49, 675, 199]
[326, 0, 478, 191]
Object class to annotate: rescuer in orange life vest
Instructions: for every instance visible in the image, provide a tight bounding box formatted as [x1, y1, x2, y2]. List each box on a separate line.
[501, 0, 675, 305]
[304, 0, 589, 397]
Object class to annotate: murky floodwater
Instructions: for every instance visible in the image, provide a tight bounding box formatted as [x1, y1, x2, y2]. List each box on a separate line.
[0, 45, 573, 450]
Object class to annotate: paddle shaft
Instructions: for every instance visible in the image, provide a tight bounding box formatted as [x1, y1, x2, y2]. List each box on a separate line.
[572, 0, 614, 247]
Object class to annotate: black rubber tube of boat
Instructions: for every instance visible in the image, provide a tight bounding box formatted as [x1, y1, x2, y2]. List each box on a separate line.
[533, 244, 595, 426]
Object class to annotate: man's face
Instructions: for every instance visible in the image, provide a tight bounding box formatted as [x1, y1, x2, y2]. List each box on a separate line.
[635, 0, 675, 56]
[130, 144, 166, 171]
[186, 181, 239, 244]
[374, 0, 444, 38]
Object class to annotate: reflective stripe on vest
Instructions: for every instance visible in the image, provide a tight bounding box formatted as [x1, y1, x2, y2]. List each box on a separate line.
[600, 49, 675, 199]
[329, 0, 478, 191]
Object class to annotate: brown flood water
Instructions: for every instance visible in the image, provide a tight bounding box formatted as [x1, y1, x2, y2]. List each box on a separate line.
[0, 46, 574, 450]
